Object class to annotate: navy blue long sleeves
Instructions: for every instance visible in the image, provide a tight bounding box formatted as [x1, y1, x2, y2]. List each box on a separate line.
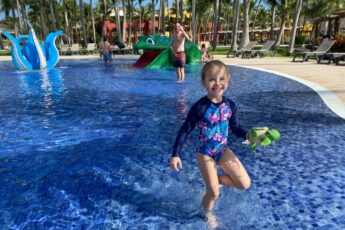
[172, 96, 247, 158]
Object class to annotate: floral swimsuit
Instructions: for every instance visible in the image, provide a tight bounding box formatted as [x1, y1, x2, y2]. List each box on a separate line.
[172, 96, 247, 161]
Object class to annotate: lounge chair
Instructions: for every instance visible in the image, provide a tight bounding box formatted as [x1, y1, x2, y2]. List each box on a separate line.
[292, 39, 335, 62]
[250, 40, 276, 58]
[59, 44, 70, 56]
[86, 43, 96, 54]
[70, 44, 80, 55]
[317, 53, 345, 65]
[227, 41, 257, 58]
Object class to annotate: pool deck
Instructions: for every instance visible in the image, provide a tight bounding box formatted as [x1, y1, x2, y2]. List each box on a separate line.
[215, 56, 345, 119]
[1, 54, 344, 118]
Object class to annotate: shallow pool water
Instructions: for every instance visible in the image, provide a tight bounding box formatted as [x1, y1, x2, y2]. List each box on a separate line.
[0, 59, 344, 229]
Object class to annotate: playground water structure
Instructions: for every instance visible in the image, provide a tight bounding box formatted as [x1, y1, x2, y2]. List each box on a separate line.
[0, 59, 344, 229]
[1, 20, 63, 71]
[133, 35, 201, 68]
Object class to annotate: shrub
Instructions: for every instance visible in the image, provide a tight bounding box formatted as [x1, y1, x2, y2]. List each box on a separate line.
[295, 36, 307, 45]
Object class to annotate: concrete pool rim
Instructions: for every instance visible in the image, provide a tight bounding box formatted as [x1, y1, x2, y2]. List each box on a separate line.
[228, 64, 345, 120]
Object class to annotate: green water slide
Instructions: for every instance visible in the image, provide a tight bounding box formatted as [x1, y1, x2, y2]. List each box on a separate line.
[133, 35, 201, 69]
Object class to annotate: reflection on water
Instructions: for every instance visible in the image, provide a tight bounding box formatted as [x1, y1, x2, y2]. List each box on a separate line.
[175, 85, 189, 116]
[18, 68, 65, 108]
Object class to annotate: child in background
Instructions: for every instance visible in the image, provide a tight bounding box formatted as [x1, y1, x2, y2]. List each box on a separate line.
[101, 38, 112, 64]
[170, 60, 250, 227]
[201, 43, 213, 62]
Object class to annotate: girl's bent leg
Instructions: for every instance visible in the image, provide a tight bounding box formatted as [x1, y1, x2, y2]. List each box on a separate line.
[218, 147, 251, 190]
[197, 153, 220, 211]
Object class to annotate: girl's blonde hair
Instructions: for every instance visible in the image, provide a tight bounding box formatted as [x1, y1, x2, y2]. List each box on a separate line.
[201, 60, 231, 83]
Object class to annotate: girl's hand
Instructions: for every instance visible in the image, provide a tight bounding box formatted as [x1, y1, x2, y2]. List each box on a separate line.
[170, 157, 183, 172]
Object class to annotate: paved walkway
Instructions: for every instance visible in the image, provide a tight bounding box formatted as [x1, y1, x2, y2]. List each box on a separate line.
[216, 56, 345, 119]
[1, 54, 344, 118]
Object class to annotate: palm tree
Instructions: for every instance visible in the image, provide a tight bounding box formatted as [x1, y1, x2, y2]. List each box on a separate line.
[122, 0, 126, 42]
[0, 0, 12, 19]
[212, 0, 220, 50]
[176, 0, 179, 22]
[159, 0, 166, 33]
[239, 0, 250, 49]
[288, 0, 303, 54]
[191, 0, 195, 42]
[251, 0, 262, 38]
[138, 0, 143, 34]
[90, 0, 97, 43]
[231, 0, 240, 51]
[16, 0, 23, 34]
[80, 0, 88, 47]
[151, 0, 155, 34]
[48, 0, 57, 31]
[113, 0, 122, 42]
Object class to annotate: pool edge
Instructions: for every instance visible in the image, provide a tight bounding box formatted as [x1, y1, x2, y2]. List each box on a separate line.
[228, 64, 345, 120]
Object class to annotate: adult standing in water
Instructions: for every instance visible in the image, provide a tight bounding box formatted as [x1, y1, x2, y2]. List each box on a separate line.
[171, 22, 190, 82]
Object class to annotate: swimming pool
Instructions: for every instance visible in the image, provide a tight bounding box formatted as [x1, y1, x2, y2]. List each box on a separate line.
[0, 59, 344, 229]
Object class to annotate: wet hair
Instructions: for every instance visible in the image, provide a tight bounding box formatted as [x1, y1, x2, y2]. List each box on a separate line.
[201, 60, 231, 83]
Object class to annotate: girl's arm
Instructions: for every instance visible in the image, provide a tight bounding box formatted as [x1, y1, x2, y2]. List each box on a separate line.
[172, 104, 199, 158]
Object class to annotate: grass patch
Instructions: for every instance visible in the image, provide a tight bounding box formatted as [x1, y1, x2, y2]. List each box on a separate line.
[208, 45, 290, 57]
[0, 49, 11, 55]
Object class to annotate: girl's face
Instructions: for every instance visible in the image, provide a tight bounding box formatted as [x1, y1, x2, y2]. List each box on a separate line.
[202, 65, 229, 101]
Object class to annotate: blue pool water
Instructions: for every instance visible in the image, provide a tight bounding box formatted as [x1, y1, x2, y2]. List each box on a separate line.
[0, 59, 344, 229]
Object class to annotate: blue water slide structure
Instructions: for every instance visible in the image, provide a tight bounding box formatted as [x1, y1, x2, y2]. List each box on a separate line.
[1, 28, 63, 71]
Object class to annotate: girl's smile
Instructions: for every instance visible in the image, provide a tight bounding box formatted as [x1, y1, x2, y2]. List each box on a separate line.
[202, 65, 229, 103]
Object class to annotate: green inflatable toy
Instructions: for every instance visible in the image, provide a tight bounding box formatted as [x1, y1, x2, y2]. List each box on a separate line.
[133, 35, 201, 69]
[246, 127, 280, 151]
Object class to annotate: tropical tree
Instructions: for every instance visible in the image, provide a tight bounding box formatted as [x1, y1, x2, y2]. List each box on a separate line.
[239, 0, 250, 49]
[90, 0, 96, 43]
[79, 0, 87, 47]
[122, 0, 126, 41]
[151, 0, 155, 34]
[48, 0, 57, 32]
[231, 0, 240, 51]
[211, 0, 220, 50]
[0, 0, 12, 19]
[113, 0, 122, 41]
[16, 0, 23, 34]
[288, 0, 303, 54]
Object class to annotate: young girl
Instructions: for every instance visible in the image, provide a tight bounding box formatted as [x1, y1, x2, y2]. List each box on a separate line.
[170, 60, 250, 225]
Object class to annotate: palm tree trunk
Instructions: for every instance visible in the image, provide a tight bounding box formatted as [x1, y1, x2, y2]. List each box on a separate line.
[73, 0, 78, 43]
[53, 0, 61, 30]
[48, 0, 57, 31]
[63, 0, 70, 41]
[79, 0, 88, 47]
[114, 0, 122, 42]
[270, 6, 276, 40]
[122, 0, 126, 42]
[90, 0, 97, 43]
[251, 0, 262, 40]
[127, 0, 132, 45]
[39, 0, 48, 38]
[239, 0, 250, 49]
[192, 0, 195, 42]
[151, 0, 155, 34]
[273, 11, 287, 50]
[139, 1, 142, 35]
[176, 0, 179, 22]
[288, 0, 303, 54]
[15, 0, 23, 34]
[212, 0, 220, 50]
[231, 0, 240, 51]
[180, 0, 183, 24]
